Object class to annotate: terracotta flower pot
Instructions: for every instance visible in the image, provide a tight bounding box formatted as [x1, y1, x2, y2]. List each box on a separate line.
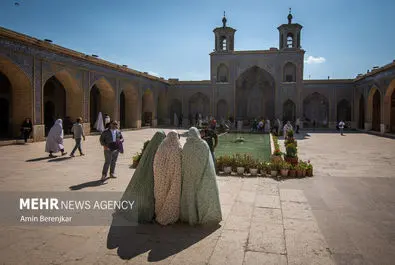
[289, 169, 296, 178]
[296, 170, 303, 178]
[306, 168, 313, 177]
[302, 169, 306, 177]
[280, 169, 289, 177]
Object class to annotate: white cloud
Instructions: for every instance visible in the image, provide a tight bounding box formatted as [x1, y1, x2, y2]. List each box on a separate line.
[304, 55, 326, 64]
[148, 71, 160, 77]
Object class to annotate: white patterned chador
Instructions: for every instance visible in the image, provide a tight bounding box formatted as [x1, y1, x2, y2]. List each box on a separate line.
[153, 130, 182, 225]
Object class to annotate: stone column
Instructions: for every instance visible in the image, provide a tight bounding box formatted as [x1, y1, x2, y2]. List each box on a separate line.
[33, 57, 45, 141]
[82, 71, 91, 135]
[114, 79, 120, 122]
[136, 79, 142, 129]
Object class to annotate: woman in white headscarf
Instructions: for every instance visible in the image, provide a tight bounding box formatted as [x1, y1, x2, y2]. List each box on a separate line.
[180, 127, 222, 225]
[45, 119, 67, 157]
[94, 112, 105, 132]
[153, 130, 182, 225]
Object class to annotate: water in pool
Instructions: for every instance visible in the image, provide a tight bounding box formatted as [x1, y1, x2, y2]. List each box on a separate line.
[214, 133, 271, 161]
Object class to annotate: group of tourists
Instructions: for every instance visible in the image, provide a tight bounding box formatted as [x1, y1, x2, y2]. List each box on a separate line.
[44, 113, 124, 182]
[118, 127, 222, 226]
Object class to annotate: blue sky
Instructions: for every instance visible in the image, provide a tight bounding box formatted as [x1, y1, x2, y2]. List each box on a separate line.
[0, 0, 394, 80]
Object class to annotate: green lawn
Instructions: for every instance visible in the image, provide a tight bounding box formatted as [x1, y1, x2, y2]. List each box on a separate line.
[214, 133, 271, 161]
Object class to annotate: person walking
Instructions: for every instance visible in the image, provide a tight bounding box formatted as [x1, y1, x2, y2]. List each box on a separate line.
[104, 114, 111, 129]
[20, 118, 32, 143]
[99, 121, 124, 181]
[70, 117, 85, 157]
[295, 118, 300, 134]
[200, 127, 218, 173]
[45, 119, 67, 157]
[338, 120, 345, 136]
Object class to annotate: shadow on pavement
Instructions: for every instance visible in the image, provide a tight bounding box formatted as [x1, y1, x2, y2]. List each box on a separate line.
[69, 179, 108, 190]
[107, 215, 220, 261]
[25, 156, 54, 162]
[48, 157, 73, 162]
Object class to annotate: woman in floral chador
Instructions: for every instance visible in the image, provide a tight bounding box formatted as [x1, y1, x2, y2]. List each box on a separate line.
[153, 130, 182, 225]
[118, 131, 166, 223]
[180, 127, 222, 225]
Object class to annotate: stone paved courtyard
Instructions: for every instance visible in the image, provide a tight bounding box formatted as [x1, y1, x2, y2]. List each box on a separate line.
[0, 129, 394, 265]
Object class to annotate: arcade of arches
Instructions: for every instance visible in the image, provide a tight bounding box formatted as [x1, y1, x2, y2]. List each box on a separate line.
[1, 56, 395, 140]
[236, 66, 275, 120]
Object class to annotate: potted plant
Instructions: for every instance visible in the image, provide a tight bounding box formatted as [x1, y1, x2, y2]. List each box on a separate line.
[287, 129, 294, 139]
[216, 156, 224, 173]
[280, 161, 290, 177]
[284, 143, 298, 165]
[270, 160, 280, 177]
[306, 160, 313, 177]
[259, 161, 269, 176]
[249, 158, 259, 176]
[131, 152, 142, 168]
[295, 163, 304, 178]
[222, 155, 233, 174]
[299, 160, 307, 177]
[288, 164, 296, 178]
[234, 154, 245, 175]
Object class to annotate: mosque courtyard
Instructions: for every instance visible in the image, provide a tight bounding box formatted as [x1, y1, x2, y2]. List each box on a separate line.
[0, 129, 394, 265]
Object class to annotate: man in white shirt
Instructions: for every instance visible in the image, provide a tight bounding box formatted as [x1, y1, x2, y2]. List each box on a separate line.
[338, 120, 345, 136]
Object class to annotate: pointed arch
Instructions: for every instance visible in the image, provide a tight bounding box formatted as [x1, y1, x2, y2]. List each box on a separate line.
[120, 82, 139, 128]
[189, 92, 210, 119]
[169, 99, 182, 126]
[283, 99, 296, 122]
[367, 86, 381, 131]
[384, 79, 395, 133]
[236, 66, 275, 120]
[142, 88, 155, 126]
[303, 92, 329, 127]
[0, 55, 33, 138]
[217, 64, 229, 83]
[337, 99, 351, 122]
[283, 62, 296, 82]
[89, 77, 116, 129]
[43, 69, 83, 134]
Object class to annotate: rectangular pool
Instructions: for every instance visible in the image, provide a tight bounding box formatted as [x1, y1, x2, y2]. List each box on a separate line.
[214, 133, 271, 161]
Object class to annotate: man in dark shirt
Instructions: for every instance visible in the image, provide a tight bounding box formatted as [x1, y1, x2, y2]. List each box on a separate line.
[201, 127, 218, 173]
